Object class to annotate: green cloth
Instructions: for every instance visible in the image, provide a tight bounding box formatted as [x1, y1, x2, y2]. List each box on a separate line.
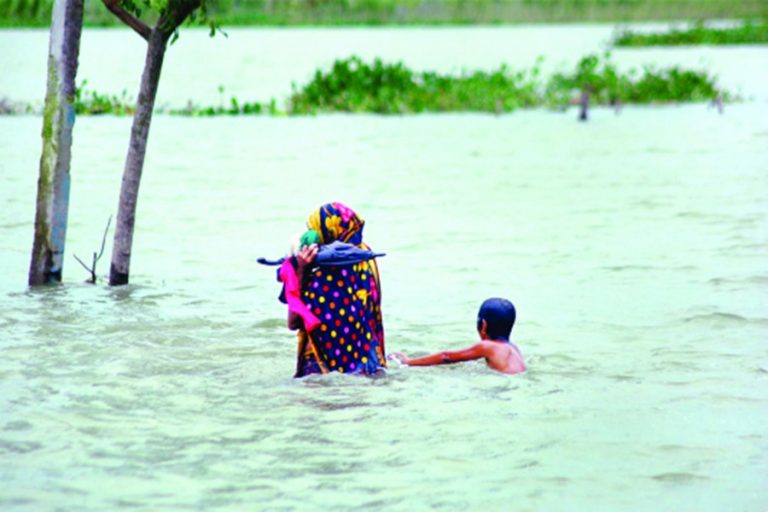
[300, 230, 321, 249]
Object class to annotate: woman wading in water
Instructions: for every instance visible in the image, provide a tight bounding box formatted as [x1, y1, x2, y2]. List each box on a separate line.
[284, 202, 386, 377]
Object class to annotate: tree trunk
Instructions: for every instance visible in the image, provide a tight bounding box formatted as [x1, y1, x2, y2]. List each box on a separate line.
[109, 28, 169, 286]
[578, 88, 590, 122]
[28, 0, 84, 286]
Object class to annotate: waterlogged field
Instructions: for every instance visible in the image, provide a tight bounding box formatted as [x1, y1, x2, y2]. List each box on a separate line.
[1, 27, 768, 511]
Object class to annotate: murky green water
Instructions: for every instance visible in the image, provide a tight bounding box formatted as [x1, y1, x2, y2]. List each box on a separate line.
[2, 27, 768, 511]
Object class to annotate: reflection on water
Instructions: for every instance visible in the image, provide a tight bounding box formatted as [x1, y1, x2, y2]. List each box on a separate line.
[1, 28, 768, 512]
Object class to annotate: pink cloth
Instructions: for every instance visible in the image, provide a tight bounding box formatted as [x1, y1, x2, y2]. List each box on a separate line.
[279, 259, 321, 332]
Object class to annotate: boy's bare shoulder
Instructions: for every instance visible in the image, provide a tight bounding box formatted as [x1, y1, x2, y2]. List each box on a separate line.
[479, 340, 526, 374]
[477, 339, 513, 353]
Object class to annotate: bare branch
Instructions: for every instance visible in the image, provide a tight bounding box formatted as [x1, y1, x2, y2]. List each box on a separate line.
[97, 215, 113, 261]
[73, 216, 113, 284]
[102, 0, 151, 41]
[73, 253, 96, 283]
[73, 253, 92, 273]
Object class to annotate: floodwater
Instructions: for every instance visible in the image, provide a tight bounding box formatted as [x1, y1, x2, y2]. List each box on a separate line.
[2, 27, 768, 511]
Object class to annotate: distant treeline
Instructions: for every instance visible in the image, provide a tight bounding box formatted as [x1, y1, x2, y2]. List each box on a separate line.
[2, 0, 768, 26]
[614, 19, 768, 46]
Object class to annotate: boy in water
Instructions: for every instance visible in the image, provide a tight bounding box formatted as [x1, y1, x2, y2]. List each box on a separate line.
[389, 298, 526, 375]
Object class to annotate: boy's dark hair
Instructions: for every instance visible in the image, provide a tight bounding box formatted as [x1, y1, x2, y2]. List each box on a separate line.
[477, 298, 516, 341]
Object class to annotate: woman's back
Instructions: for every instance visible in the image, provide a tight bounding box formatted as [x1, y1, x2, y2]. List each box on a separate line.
[289, 202, 386, 377]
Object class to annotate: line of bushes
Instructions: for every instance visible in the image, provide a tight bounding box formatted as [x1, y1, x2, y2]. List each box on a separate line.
[3, 54, 727, 117]
[169, 97, 280, 116]
[73, 82, 135, 116]
[69, 84, 280, 116]
[614, 20, 768, 46]
[289, 57, 542, 114]
[289, 54, 726, 114]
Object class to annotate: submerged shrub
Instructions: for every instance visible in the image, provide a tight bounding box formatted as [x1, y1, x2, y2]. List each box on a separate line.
[290, 57, 419, 114]
[74, 81, 135, 115]
[545, 53, 723, 106]
[545, 54, 630, 106]
[628, 66, 723, 103]
[71, 82, 275, 117]
[291, 54, 725, 113]
[5, 54, 724, 118]
[170, 97, 275, 116]
[289, 56, 541, 114]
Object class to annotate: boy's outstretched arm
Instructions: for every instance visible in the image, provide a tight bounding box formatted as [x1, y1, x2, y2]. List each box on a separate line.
[390, 343, 487, 367]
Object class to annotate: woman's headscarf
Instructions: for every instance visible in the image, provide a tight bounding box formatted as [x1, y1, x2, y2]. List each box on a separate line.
[306, 202, 365, 246]
[295, 202, 386, 377]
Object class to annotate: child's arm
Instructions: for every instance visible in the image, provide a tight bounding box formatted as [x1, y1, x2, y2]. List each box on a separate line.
[390, 343, 488, 367]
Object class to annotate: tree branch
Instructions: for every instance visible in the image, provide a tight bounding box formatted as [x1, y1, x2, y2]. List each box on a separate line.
[159, 0, 202, 35]
[73, 253, 92, 274]
[73, 216, 113, 284]
[97, 215, 113, 261]
[73, 253, 96, 283]
[102, 0, 151, 41]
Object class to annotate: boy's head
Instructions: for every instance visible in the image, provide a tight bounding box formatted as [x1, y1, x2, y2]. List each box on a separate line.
[477, 298, 516, 341]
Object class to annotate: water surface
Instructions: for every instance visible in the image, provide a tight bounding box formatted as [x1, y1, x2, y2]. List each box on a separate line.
[1, 27, 768, 512]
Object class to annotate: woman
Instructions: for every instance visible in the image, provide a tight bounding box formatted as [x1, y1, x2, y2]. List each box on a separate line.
[286, 202, 386, 377]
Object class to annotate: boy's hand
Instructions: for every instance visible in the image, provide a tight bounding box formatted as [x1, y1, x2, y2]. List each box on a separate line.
[296, 244, 318, 272]
[388, 352, 411, 365]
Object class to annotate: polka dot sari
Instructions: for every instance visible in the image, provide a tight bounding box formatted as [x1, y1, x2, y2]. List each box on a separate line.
[295, 203, 386, 377]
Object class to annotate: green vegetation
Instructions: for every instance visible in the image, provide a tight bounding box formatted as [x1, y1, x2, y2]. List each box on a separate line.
[290, 54, 725, 114]
[614, 20, 768, 46]
[172, 85, 278, 115]
[289, 57, 541, 114]
[170, 97, 278, 116]
[5, 55, 728, 117]
[0, 0, 51, 26]
[70, 83, 277, 116]
[73, 82, 135, 115]
[209, 0, 768, 26]
[545, 54, 724, 107]
[2, 0, 768, 27]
